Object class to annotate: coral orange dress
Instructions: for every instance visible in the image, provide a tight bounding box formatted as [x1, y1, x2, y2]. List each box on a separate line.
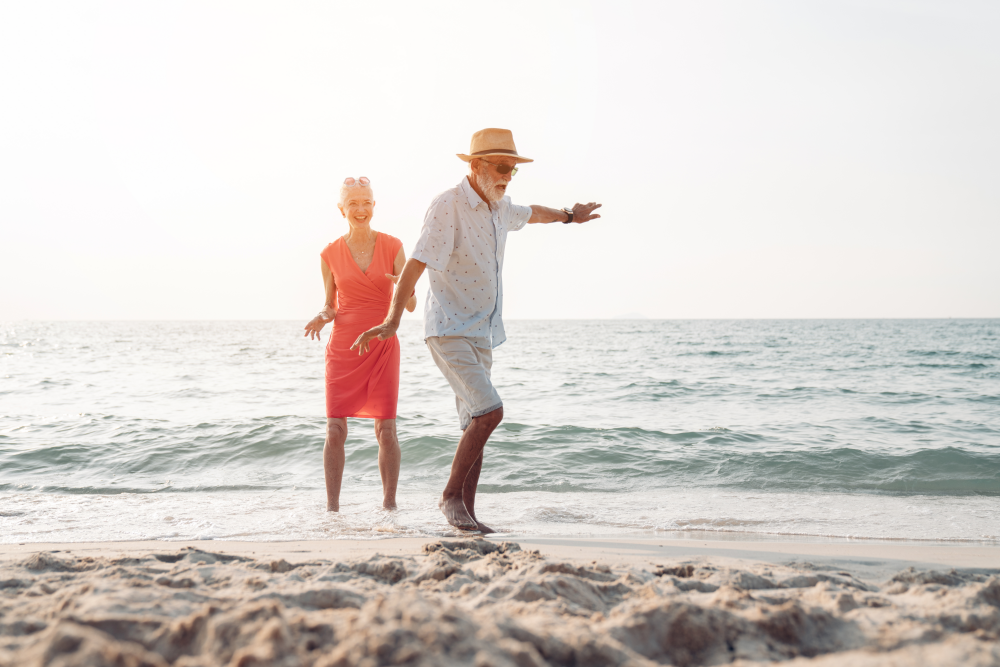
[321, 233, 402, 420]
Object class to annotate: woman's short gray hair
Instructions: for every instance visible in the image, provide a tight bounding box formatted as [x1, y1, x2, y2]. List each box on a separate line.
[338, 180, 374, 207]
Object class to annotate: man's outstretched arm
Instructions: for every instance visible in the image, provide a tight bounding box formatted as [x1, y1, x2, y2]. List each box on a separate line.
[528, 202, 602, 224]
[351, 258, 426, 355]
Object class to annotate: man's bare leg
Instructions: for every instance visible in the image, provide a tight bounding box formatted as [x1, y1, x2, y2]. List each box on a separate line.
[373, 418, 400, 510]
[324, 418, 347, 511]
[463, 451, 495, 534]
[439, 406, 503, 530]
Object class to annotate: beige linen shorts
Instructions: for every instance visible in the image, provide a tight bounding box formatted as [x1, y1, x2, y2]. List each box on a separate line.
[426, 336, 502, 430]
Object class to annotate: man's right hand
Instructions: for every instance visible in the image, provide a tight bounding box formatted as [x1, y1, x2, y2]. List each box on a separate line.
[351, 322, 398, 355]
[351, 258, 426, 355]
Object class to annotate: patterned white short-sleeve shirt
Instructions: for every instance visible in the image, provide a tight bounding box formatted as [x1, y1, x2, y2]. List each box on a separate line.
[411, 177, 531, 349]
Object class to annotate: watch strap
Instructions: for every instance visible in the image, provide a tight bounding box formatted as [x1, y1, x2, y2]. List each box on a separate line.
[562, 207, 574, 224]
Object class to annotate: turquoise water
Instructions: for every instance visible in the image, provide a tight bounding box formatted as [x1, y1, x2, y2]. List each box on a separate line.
[1, 319, 998, 543]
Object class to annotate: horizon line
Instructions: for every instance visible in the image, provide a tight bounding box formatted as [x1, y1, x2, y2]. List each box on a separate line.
[3, 317, 998, 323]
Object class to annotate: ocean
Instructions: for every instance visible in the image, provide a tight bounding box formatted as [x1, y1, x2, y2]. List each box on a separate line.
[1, 319, 998, 544]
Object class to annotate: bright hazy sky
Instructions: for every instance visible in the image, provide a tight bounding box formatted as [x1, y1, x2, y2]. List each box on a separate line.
[2, 1, 998, 320]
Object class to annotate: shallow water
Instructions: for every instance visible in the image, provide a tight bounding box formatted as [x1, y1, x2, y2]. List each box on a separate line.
[1, 319, 998, 543]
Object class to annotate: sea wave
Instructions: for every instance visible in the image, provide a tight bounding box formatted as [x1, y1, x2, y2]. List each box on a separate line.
[3, 319, 999, 542]
[3, 414, 997, 496]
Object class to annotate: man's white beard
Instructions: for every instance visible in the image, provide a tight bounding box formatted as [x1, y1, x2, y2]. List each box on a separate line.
[475, 170, 506, 204]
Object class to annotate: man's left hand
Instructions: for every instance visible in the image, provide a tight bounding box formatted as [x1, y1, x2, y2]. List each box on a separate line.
[570, 202, 602, 223]
[528, 203, 603, 224]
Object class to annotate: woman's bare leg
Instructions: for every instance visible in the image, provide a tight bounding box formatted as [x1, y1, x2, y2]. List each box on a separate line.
[324, 418, 348, 511]
[373, 418, 400, 510]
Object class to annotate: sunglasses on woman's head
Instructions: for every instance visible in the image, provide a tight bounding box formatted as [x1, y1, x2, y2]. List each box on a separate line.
[480, 160, 518, 176]
[344, 176, 370, 186]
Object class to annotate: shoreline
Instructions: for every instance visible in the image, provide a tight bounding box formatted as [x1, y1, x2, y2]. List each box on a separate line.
[3, 535, 998, 580]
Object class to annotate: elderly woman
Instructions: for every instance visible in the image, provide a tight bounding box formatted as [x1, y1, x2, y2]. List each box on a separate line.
[304, 177, 416, 511]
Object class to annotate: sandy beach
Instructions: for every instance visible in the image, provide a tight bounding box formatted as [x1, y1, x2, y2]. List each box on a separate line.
[2, 537, 998, 666]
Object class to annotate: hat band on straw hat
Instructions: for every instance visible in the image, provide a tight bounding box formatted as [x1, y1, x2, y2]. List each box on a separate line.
[471, 149, 518, 156]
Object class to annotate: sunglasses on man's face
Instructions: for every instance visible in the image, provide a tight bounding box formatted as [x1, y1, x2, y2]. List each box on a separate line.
[480, 160, 518, 176]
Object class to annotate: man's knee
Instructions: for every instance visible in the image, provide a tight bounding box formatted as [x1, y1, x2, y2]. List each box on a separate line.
[478, 406, 503, 428]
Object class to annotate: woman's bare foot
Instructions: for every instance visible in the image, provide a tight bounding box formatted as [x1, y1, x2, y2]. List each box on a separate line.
[326, 503, 339, 512]
[439, 496, 477, 529]
[382, 499, 398, 510]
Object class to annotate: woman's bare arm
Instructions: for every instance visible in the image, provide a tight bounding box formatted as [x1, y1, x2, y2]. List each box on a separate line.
[388, 247, 417, 313]
[322, 260, 338, 314]
[304, 258, 338, 340]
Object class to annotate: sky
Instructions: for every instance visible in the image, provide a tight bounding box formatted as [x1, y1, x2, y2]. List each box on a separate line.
[1, 0, 998, 320]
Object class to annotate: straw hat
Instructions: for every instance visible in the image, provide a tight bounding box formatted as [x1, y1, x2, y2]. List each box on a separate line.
[457, 128, 534, 164]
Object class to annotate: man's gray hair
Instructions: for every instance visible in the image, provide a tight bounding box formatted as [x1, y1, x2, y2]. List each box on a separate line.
[469, 157, 489, 175]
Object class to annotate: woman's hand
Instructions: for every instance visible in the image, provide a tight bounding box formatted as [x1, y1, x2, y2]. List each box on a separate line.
[304, 311, 334, 340]
[386, 273, 417, 313]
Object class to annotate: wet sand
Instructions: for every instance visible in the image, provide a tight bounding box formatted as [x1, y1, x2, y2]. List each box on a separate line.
[1, 537, 998, 666]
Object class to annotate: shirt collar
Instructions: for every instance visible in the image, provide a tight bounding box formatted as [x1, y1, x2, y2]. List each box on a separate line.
[460, 176, 486, 210]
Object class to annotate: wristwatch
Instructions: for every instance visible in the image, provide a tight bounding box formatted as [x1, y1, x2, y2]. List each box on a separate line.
[561, 207, 574, 224]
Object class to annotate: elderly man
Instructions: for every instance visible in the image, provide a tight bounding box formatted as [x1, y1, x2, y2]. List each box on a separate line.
[352, 128, 601, 532]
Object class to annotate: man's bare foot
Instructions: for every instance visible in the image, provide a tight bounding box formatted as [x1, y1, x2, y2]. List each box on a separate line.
[474, 520, 495, 535]
[326, 503, 338, 512]
[382, 500, 398, 511]
[439, 496, 477, 529]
